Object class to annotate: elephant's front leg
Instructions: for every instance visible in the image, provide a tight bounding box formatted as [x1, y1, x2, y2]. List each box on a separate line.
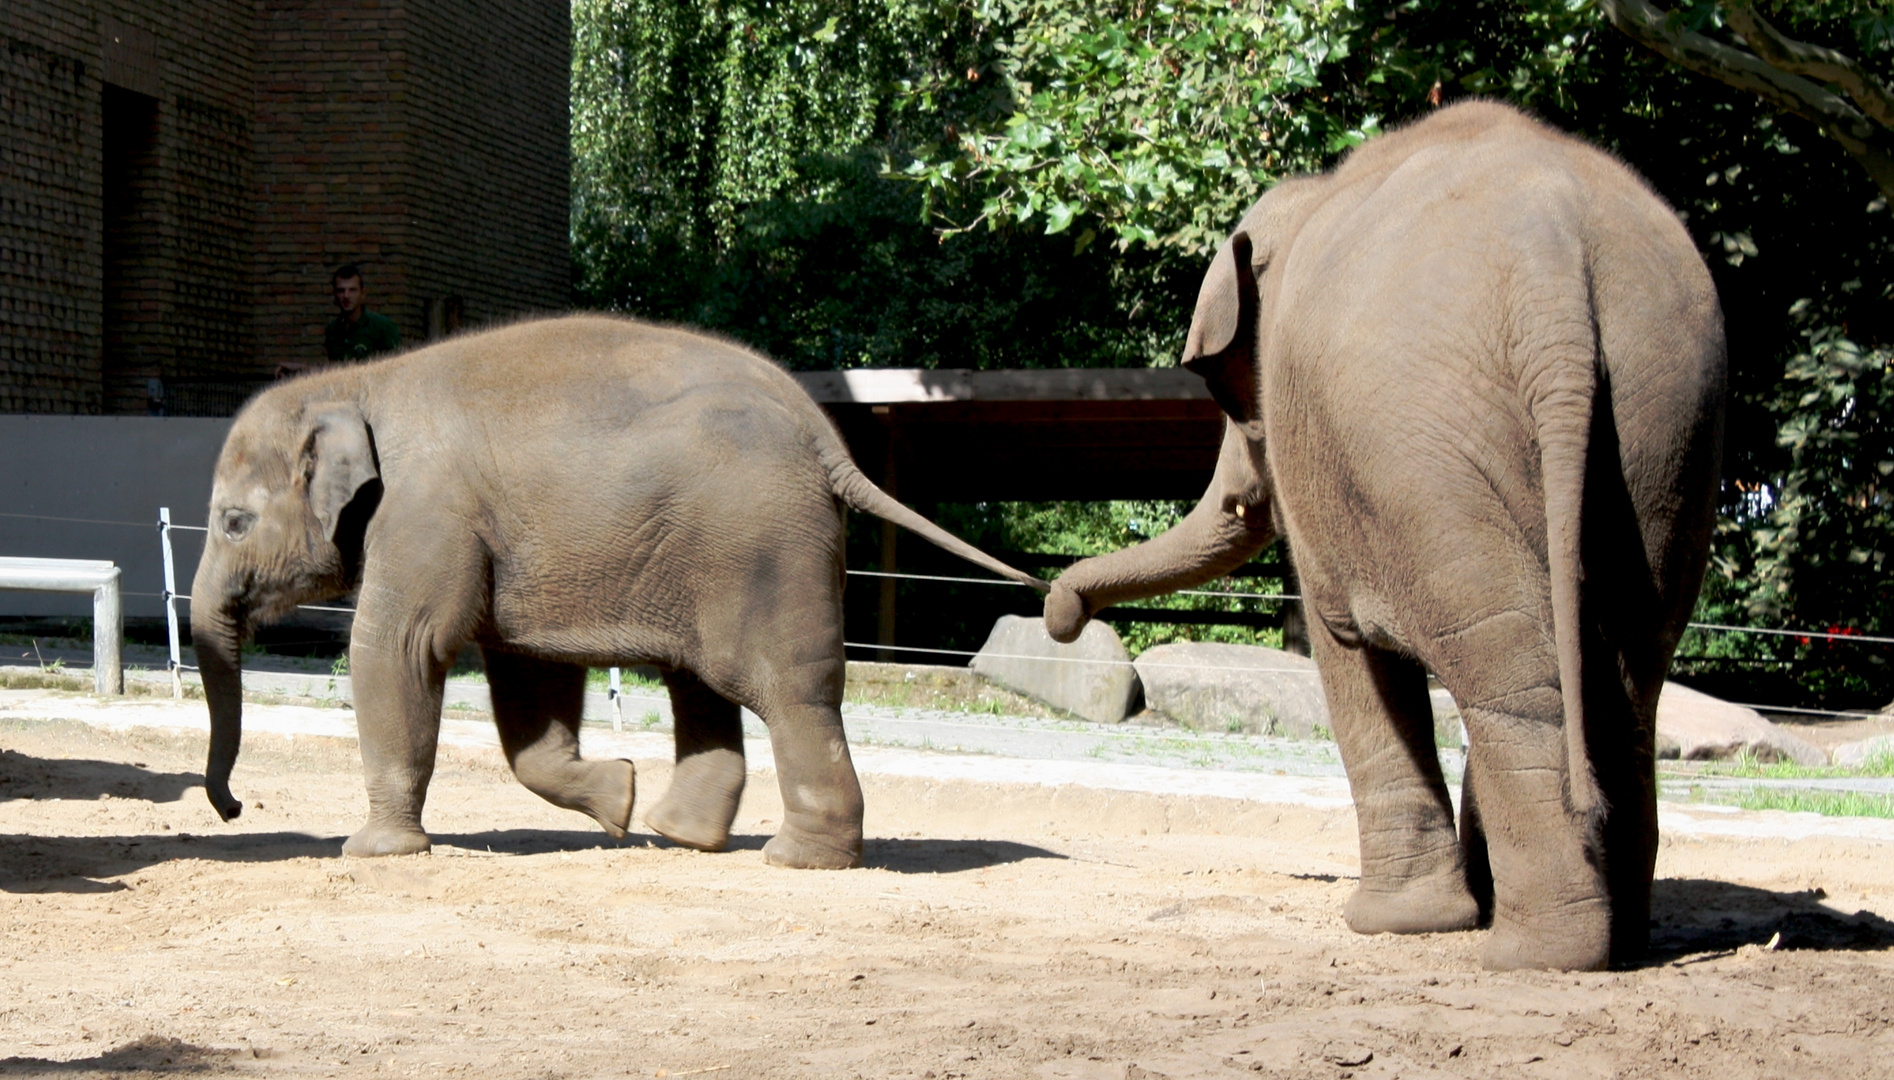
[342, 634, 449, 857]
[484, 649, 636, 837]
[1310, 626, 1479, 936]
[644, 668, 746, 852]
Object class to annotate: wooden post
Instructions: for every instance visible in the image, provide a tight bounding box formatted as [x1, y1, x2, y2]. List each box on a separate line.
[92, 569, 122, 695]
[877, 417, 898, 663]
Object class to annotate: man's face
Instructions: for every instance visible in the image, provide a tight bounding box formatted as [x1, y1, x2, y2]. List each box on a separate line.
[332, 276, 364, 316]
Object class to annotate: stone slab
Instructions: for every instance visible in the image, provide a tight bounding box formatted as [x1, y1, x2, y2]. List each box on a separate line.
[969, 615, 1140, 725]
[1657, 681, 1828, 766]
[1134, 641, 1330, 739]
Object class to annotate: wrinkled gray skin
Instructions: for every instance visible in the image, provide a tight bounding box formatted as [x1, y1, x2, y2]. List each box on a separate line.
[194, 315, 1046, 869]
[1045, 103, 1725, 971]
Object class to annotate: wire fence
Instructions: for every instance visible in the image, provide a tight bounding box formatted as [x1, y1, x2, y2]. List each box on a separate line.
[0, 508, 1887, 721]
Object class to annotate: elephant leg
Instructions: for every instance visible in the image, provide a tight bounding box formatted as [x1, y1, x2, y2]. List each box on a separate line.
[484, 648, 635, 838]
[756, 694, 863, 870]
[1311, 625, 1479, 936]
[342, 636, 447, 858]
[1458, 770, 1495, 926]
[644, 668, 746, 852]
[1447, 641, 1612, 972]
[1587, 646, 1660, 967]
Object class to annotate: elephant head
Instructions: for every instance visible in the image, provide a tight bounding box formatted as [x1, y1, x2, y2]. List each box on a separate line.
[1043, 178, 1335, 644]
[194, 394, 381, 820]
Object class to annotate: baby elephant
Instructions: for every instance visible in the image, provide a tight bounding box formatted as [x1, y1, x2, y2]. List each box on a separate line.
[192, 315, 1046, 868]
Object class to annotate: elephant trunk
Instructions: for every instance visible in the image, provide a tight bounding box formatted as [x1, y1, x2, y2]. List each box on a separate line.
[1046, 421, 1276, 643]
[193, 576, 248, 822]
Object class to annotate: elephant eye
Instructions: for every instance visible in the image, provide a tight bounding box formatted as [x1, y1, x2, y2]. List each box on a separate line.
[221, 509, 257, 541]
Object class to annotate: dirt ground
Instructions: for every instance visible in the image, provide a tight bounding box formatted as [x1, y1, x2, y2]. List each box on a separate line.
[3, 714, 1893, 1079]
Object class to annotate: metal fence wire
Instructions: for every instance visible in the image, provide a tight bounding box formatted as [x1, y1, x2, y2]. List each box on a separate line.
[0, 508, 1883, 722]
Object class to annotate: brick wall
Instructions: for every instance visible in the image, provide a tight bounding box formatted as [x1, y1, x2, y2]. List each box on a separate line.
[2, 22, 104, 412]
[3, 1, 569, 411]
[403, 0, 570, 340]
[250, 0, 569, 371]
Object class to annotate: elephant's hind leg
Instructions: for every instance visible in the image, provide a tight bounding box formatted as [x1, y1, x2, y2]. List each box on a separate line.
[756, 693, 862, 870]
[1444, 631, 1613, 972]
[644, 668, 746, 852]
[1313, 628, 1480, 936]
[484, 648, 635, 838]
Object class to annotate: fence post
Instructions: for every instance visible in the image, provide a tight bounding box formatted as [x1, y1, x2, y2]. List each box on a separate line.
[159, 507, 182, 699]
[92, 567, 122, 695]
[608, 667, 624, 732]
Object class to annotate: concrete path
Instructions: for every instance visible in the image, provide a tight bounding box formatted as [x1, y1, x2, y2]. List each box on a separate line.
[4, 681, 1892, 845]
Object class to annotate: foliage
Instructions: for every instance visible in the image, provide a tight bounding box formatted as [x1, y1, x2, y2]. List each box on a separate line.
[899, 0, 1602, 255]
[925, 500, 1292, 653]
[571, 0, 1196, 370]
[570, 0, 1894, 700]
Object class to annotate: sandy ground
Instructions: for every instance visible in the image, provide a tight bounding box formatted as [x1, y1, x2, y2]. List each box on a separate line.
[3, 698, 1893, 1079]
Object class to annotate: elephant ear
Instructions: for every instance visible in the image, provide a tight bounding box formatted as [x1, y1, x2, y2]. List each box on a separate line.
[1181, 230, 1260, 426]
[299, 403, 381, 544]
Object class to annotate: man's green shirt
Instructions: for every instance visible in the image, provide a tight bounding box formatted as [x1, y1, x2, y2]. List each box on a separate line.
[324, 310, 402, 363]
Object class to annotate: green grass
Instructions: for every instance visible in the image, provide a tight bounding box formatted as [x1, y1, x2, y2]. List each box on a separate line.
[1721, 787, 1894, 819]
[583, 667, 665, 693]
[1667, 749, 1894, 781]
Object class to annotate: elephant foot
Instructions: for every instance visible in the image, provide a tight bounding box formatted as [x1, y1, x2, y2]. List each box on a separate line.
[645, 749, 745, 852]
[762, 822, 862, 870]
[576, 759, 636, 840]
[1479, 901, 1612, 972]
[1343, 870, 1481, 936]
[342, 821, 431, 858]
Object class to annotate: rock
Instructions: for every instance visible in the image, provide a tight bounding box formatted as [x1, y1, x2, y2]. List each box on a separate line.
[1132, 641, 1330, 738]
[969, 615, 1141, 725]
[1656, 682, 1827, 766]
[1832, 734, 1894, 769]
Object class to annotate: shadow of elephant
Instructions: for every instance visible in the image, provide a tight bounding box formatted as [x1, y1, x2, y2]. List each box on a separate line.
[0, 747, 200, 805]
[0, 830, 343, 894]
[1646, 877, 1894, 962]
[433, 828, 1065, 875]
[0, 1035, 237, 1073]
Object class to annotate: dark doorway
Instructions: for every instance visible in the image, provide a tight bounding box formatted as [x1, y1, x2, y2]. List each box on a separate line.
[102, 83, 162, 414]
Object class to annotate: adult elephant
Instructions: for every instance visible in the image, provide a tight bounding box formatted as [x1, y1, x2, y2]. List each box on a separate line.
[192, 315, 1045, 869]
[1045, 102, 1724, 970]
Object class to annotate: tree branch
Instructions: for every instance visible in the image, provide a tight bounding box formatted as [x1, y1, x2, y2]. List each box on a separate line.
[1725, 3, 1894, 131]
[1598, 0, 1894, 202]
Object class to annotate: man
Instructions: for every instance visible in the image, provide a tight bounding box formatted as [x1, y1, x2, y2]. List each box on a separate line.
[323, 264, 401, 363]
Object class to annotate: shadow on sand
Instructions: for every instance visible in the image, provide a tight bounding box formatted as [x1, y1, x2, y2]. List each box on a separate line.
[0, 1035, 237, 1074]
[0, 747, 200, 805]
[1647, 877, 1894, 962]
[438, 829, 1065, 874]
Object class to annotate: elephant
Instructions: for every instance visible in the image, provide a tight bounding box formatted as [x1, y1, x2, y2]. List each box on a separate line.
[1044, 102, 1725, 970]
[192, 314, 1047, 869]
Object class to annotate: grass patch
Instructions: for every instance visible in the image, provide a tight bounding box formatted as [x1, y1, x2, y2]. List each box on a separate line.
[1669, 749, 1894, 781]
[583, 667, 665, 693]
[1719, 787, 1894, 819]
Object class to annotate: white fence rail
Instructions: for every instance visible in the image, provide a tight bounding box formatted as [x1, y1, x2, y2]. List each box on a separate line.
[0, 556, 122, 694]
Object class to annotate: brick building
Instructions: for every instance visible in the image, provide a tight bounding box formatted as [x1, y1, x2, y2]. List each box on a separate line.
[2, 1, 569, 414]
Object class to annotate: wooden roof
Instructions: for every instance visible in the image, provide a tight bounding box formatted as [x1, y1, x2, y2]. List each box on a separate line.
[793, 368, 1225, 502]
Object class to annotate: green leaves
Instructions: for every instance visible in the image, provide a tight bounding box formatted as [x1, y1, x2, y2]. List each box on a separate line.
[894, 0, 1386, 255]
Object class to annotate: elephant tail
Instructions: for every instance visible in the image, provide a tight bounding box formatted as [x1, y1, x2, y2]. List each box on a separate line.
[815, 434, 1050, 594]
[1538, 362, 1602, 818]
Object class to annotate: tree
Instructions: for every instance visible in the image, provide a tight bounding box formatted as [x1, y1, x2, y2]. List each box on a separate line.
[570, 1, 1894, 699]
[1599, 0, 1894, 200]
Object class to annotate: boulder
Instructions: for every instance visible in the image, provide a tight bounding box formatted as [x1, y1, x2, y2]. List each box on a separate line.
[1832, 734, 1894, 769]
[1133, 641, 1330, 738]
[969, 616, 1141, 725]
[1656, 681, 1827, 766]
